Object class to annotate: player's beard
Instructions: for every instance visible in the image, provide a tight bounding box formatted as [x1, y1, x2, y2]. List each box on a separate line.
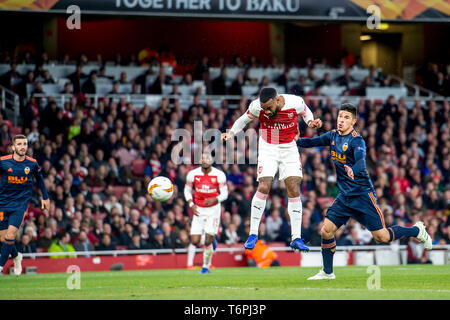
[15, 149, 27, 157]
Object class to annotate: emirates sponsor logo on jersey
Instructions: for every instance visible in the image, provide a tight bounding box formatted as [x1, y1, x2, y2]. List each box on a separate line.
[196, 185, 218, 193]
[264, 122, 295, 130]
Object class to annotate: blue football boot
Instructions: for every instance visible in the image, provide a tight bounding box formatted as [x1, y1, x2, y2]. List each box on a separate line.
[200, 267, 210, 274]
[290, 238, 310, 252]
[244, 234, 258, 249]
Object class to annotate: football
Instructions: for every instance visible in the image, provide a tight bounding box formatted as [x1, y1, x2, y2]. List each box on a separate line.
[147, 176, 174, 202]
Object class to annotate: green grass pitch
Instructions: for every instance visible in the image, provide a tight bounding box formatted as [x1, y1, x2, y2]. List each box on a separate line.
[1, 265, 449, 300]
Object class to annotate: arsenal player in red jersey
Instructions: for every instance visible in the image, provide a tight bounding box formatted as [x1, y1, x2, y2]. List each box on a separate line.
[221, 87, 322, 252]
[184, 152, 228, 273]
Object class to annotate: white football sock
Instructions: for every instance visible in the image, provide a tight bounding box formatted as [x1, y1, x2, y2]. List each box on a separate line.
[249, 191, 268, 236]
[187, 243, 196, 267]
[288, 196, 303, 241]
[202, 244, 213, 269]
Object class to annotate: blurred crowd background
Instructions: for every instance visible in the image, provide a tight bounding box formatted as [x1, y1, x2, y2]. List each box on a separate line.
[0, 49, 448, 263]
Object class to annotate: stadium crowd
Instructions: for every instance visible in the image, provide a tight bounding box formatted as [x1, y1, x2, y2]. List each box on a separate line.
[0, 50, 449, 259]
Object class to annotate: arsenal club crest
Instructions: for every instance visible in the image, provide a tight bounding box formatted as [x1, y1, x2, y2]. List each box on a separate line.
[342, 143, 348, 152]
[288, 112, 294, 119]
[24, 167, 30, 175]
[258, 166, 263, 174]
[212, 177, 216, 183]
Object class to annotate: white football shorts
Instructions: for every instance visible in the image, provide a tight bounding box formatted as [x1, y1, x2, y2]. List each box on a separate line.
[257, 137, 303, 181]
[190, 203, 221, 236]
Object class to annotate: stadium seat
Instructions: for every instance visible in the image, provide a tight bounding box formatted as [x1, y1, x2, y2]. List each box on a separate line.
[10, 126, 22, 136]
[131, 159, 147, 176]
[242, 85, 259, 97]
[2, 120, 13, 128]
[320, 86, 346, 97]
[112, 186, 128, 198]
[366, 87, 407, 99]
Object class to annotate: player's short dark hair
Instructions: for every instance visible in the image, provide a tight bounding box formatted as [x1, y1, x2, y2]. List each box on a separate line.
[339, 102, 357, 119]
[259, 87, 277, 104]
[12, 134, 27, 144]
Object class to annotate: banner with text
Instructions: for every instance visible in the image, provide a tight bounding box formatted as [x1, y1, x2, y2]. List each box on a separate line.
[0, 0, 448, 22]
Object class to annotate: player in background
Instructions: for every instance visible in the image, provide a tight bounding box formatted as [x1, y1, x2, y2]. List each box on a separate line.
[221, 87, 322, 252]
[0, 135, 50, 275]
[184, 152, 228, 274]
[297, 103, 432, 280]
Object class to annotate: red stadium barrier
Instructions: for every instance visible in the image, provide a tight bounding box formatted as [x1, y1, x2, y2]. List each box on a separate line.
[1, 251, 303, 274]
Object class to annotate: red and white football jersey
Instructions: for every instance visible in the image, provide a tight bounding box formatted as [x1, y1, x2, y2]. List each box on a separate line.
[186, 167, 227, 208]
[248, 94, 309, 144]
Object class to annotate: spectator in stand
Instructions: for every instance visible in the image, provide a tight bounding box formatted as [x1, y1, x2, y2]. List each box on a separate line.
[96, 234, 117, 251]
[68, 64, 86, 94]
[149, 67, 171, 94]
[229, 73, 244, 96]
[82, 70, 97, 94]
[17, 234, 37, 254]
[434, 72, 449, 96]
[290, 75, 307, 96]
[37, 227, 54, 249]
[161, 222, 178, 249]
[73, 230, 95, 256]
[275, 69, 290, 92]
[266, 207, 283, 242]
[150, 229, 166, 249]
[335, 67, 355, 88]
[0, 61, 21, 93]
[212, 67, 228, 95]
[128, 232, 146, 250]
[48, 231, 76, 258]
[315, 73, 332, 88]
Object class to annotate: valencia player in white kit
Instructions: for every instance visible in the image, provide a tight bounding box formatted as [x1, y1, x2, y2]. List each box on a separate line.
[221, 87, 322, 252]
[184, 153, 228, 274]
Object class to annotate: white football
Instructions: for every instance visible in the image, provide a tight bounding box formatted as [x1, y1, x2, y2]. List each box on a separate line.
[147, 176, 174, 202]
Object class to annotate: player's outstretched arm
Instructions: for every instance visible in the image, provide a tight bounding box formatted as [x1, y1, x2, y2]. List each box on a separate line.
[297, 131, 332, 148]
[221, 110, 255, 141]
[299, 100, 322, 129]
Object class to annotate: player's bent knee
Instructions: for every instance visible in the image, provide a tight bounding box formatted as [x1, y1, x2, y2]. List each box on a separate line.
[320, 227, 334, 239]
[257, 184, 271, 195]
[5, 232, 16, 241]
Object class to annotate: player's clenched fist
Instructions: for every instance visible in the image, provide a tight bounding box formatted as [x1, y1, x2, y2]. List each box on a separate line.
[221, 132, 234, 141]
[308, 119, 322, 129]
